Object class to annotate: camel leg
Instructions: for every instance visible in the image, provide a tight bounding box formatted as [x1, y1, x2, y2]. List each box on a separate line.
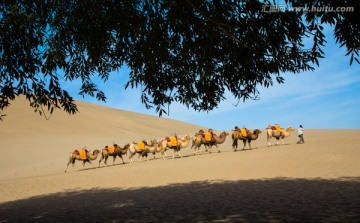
[178, 150, 182, 158]
[65, 159, 72, 173]
[242, 140, 246, 150]
[141, 151, 149, 162]
[268, 139, 272, 147]
[248, 139, 252, 150]
[98, 156, 103, 168]
[267, 135, 272, 147]
[120, 155, 125, 164]
[196, 147, 200, 155]
[192, 145, 198, 155]
[161, 151, 167, 160]
[104, 156, 109, 166]
[83, 160, 92, 168]
[144, 153, 149, 162]
[112, 156, 116, 165]
[138, 153, 146, 162]
[232, 139, 238, 151]
[172, 149, 179, 159]
[65, 156, 76, 173]
[129, 153, 134, 164]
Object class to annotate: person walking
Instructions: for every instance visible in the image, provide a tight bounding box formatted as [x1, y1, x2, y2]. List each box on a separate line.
[297, 125, 305, 144]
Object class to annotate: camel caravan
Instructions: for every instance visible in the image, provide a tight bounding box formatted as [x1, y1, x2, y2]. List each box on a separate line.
[65, 124, 295, 172]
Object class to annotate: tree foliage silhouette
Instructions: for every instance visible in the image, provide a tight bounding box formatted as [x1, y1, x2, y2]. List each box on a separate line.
[0, 0, 358, 118]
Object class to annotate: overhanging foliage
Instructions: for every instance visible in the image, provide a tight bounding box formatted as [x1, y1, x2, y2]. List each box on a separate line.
[0, 0, 358, 118]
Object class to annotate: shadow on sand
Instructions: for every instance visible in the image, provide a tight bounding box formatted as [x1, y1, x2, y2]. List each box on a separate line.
[1, 177, 360, 222]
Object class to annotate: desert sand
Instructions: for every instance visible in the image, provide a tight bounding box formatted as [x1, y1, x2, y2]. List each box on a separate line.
[0, 96, 359, 222]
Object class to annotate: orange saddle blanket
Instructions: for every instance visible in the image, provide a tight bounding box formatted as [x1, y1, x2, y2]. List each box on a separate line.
[170, 137, 177, 147]
[241, 128, 247, 137]
[138, 141, 145, 151]
[204, 132, 212, 141]
[79, 149, 87, 160]
[107, 145, 115, 153]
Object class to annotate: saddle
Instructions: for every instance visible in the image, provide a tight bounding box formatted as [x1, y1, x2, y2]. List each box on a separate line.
[75, 149, 88, 160]
[105, 145, 116, 153]
[204, 132, 212, 142]
[75, 149, 88, 155]
[138, 141, 145, 151]
[270, 126, 282, 132]
[241, 128, 247, 137]
[165, 136, 178, 147]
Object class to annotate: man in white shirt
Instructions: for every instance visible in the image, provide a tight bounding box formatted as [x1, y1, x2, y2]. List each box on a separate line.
[297, 125, 305, 144]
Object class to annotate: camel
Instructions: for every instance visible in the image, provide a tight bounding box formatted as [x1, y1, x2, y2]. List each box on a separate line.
[191, 133, 206, 155]
[128, 140, 157, 163]
[161, 135, 191, 158]
[65, 149, 101, 172]
[192, 131, 229, 153]
[98, 143, 130, 167]
[267, 126, 294, 146]
[211, 131, 229, 152]
[232, 129, 262, 151]
[192, 131, 214, 154]
[146, 140, 168, 160]
[152, 140, 168, 160]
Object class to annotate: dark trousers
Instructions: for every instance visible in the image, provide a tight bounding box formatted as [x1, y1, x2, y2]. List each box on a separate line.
[297, 134, 304, 144]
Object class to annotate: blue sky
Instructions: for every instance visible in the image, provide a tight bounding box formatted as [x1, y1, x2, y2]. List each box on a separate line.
[64, 26, 360, 130]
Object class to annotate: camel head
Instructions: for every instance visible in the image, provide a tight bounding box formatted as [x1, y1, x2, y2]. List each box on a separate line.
[286, 127, 294, 132]
[254, 129, 262, 134]
[220, 131, 229, 137]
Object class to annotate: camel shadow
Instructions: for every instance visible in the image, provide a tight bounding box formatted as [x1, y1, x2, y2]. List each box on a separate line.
[1, 177, 360, 222]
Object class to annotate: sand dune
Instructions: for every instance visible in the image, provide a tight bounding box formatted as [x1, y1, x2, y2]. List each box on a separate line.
[0, 97, 360, 222]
